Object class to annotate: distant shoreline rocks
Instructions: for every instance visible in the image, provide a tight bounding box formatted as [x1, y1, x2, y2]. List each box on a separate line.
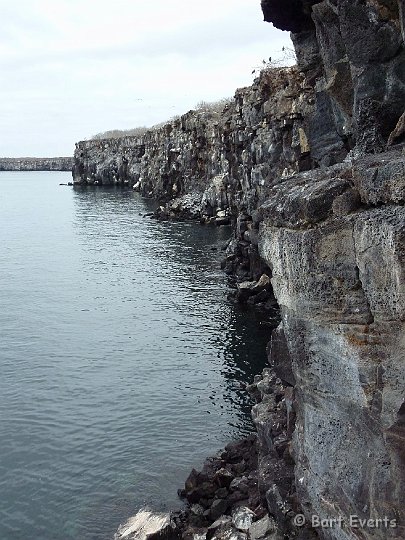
[0, 157, 73, 172]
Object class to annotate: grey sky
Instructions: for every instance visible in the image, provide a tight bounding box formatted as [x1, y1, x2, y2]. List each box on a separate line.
[0, 0, 292, 157]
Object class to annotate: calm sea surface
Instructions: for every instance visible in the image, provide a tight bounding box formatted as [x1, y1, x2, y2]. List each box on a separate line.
[0, 172, 272, 540]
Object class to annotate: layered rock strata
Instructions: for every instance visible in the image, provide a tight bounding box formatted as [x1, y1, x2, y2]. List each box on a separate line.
[0, 157, 73, 171]
[256, 2, 405, 538]
[74, 2, 405, 539]
[259, 147, 405, 539]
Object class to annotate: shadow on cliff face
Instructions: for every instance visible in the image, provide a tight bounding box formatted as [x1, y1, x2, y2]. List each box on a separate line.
[262, 0, 405, 157]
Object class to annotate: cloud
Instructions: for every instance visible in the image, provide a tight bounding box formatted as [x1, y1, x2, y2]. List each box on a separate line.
[0, 0, 292, 156]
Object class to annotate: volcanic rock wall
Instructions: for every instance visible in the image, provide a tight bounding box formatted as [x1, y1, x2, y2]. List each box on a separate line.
[258, 150, 405, 540]
[257, 2, 405, 538]
[73, 2, 405, 539]
[0, 157, 73, 171]
[261, 0, 405, 155]
[73, 67, 314, 216]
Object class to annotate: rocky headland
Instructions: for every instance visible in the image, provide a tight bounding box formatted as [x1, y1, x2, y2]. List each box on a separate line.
[0, 157, 73, 171]
[74, 1, 405, 539]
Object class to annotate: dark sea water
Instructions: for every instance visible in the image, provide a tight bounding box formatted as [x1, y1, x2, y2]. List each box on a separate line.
[0, 172, 273, 540]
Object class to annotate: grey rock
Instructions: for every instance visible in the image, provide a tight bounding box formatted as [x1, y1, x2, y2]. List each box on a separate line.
[206, 516, 232, 540]
[243, 228, 259, 246]
[248, 515, 275, 540]
[260, 176, 350, 228]
[267, 324, 295, 386]
[191, 505, 205, 517]
[209, 499, 229, 521]
[165, 193, 203, 219]
[352, 153, 405, 205]
[185, 468, 200, 492]
[114, 509, 174, 540]
[354, 206, 405, 321]
[73, 67, 314, 210]
[265, 485, 291, 527]
[208, 516, 232, 530]
[215, 487, 228, 499]
[231, 507, 255, 531]
[263, 0, 405, 154]
[211, 529, 246, 540]
[229, 476, 249, 494]
[332, 188, 361, 216]
[214, 468, 234, 488]
[186, 481, 217, 504]
[226, 491, 247, 506]
[307, 89, 349, 167]
[258, 152, 405, 537]
[252, 274, 271, 293]
[237, 275, 271, 303]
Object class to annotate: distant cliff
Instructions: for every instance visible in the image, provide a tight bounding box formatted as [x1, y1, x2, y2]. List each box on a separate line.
[0, 157, 73, 171]
[73, 66, 314, 207]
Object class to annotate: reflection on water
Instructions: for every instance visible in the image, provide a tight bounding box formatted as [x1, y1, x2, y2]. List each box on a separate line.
[0, 174, 276, 540]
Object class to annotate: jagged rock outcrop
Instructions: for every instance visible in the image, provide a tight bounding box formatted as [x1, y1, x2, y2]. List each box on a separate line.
[73, 136, 145, 186]
[74, 67, 315, 288]
[74, 3, 404, 540]
[73, 66, 315, 215]
[0, 157, 73, 171]
[261, 0, 405, 156]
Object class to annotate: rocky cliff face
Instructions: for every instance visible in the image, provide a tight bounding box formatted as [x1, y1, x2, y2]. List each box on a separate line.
[74, 67, 314, 215]
[256, 2, 405, 538]
[0, 157, 73, 171]
[258, 148, 405, 539]
[262, 0, 405, 156]
[74, 2, 405, 539]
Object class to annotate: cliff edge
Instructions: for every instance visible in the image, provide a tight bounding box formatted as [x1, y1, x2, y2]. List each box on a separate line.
[74, 2, 405, 539]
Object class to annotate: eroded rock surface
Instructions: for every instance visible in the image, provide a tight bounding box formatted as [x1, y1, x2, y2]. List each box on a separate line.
[255, 4, 405, 537]
[262, 0, 405, 156]
[259, 149, 405, 539]
[73, 67, 314, 209]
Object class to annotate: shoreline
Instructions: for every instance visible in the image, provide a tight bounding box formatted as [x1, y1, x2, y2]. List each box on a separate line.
[0, 157, 73, 171]
[113, 205, 308, 540]
[114, 361, 314, 540]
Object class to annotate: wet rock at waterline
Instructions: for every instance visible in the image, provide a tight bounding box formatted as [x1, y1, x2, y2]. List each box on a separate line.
[114, 510, 176, 540]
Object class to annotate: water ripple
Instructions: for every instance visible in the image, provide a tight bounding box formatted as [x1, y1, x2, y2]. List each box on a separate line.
[0, 172, 274, 540]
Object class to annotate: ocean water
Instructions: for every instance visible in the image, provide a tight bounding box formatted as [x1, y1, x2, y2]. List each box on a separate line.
[0, 172, 273, 540]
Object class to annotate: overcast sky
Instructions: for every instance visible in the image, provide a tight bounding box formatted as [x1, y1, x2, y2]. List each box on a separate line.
[0, 0, 292, 157]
